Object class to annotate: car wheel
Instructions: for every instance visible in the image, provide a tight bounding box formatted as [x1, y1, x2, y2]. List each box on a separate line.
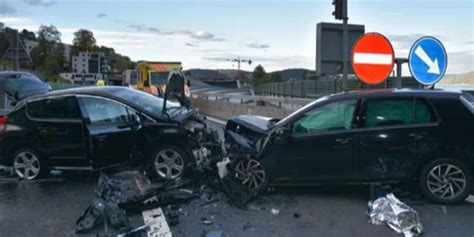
[150, 145, 190, 180]
[235, 158, 269, 193]
[12, 149, 47, 180]
[419, 158, 472, 204]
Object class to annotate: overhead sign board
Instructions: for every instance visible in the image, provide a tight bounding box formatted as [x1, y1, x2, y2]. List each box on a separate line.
[351, 33, 395, 85]
[408, 36, 447, 85]
[316, 22, 365, 75]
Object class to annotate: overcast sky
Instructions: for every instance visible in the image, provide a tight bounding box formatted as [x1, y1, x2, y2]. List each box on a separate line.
[0, 0, 473, 74]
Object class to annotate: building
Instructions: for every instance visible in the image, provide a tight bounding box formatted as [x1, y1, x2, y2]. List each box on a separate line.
[72, 52, 108, 74]
[59, 72, 106, 85]
[60, 52, 110, 84]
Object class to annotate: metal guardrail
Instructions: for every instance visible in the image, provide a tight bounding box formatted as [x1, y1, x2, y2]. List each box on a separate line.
[254, 78, 423, 98]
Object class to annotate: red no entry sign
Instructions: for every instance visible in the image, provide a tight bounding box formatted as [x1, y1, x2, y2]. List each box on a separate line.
[351, 33, 395, 85]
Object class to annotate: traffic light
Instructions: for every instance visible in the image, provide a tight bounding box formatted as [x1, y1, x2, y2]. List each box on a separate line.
[332, 0, 343, 20]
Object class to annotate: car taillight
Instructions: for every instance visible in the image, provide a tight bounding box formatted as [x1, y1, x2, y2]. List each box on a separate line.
[0, 116, 7, 126]
[0, 116, 7, 136]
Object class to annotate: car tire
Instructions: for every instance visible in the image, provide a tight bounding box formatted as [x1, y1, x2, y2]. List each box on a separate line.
[149, 145, 191, 180]
[234, 158, 269, 193]
[12, 148, 48, 180]
[419, 158, 472, 204]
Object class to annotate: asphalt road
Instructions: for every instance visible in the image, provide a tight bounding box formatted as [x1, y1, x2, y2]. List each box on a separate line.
[0, 120, 473, 237]
[0, 174, 473, 237]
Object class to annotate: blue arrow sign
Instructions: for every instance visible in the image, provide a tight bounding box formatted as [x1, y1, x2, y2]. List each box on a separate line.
[408, 36, 447, 86]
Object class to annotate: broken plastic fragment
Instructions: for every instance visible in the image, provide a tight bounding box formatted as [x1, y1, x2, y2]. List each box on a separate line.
[271, 208, 280, 216]
[216, 158, 231, 178]
[367, 193, 423, 237]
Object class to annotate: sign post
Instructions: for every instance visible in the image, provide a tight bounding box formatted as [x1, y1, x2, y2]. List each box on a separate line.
[408, 36, 447, 86]
[351, 33, 395, 85]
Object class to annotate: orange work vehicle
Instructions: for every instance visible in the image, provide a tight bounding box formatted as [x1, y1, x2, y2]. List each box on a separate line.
[122, 61, 190, 97]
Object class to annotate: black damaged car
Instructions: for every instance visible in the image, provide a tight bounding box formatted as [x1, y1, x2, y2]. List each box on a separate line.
[0, 71, 217, 181]
[225, 89, 474, 204]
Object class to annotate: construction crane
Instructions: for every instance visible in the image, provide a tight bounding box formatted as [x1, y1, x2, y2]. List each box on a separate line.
[1, 30, 32, 71]
[203, 57, 252, 88]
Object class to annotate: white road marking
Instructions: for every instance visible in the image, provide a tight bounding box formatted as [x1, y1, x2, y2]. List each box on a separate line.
[142, 208, 172, 237]
[353, 53, 393, 65]
[206, 116, 226, 125]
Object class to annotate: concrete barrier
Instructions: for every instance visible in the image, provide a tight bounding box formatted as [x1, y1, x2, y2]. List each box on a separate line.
[192, 98, 295, 120]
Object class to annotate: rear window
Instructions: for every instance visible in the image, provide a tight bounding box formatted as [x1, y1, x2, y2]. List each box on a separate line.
[27, 97, 81, 120]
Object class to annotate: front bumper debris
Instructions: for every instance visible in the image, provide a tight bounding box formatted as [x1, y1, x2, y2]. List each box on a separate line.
[368, 193, 423, 237]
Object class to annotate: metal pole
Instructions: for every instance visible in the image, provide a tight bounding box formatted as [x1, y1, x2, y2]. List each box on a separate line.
[396, 61, 402, 89]
[342, 0, 348, 91]
[394, 58, 408, 89]
[14, 31, 19, 71]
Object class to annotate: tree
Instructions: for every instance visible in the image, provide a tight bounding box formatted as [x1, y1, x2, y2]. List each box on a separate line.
[19, 29, 36, 41]
[72, 29, 97, 53]
[271, 72, 283, 82]
[253, 64, 266, 81]
[31, 25, 65, 80]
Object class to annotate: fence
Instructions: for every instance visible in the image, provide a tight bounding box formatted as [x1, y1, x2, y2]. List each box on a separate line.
[254, 77, 422, 98]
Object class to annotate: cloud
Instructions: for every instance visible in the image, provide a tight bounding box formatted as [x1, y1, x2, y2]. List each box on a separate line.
[387, 33, 447, 49]
[247, 42, 270, 49]
[191, 31, 214, 40]
[127, 24, 146, 32]
[147, 27, 160, 33]
[191, 31, 225, 41]
[185, 42, 199, 47]
[97, 13, 107, 18]
[21, 0, 55, 7]
[446, 50, 474, 74]
[0, 0, 16, 15]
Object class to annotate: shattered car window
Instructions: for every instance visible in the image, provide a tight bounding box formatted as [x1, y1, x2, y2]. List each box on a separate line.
[293, 100, 356, 133]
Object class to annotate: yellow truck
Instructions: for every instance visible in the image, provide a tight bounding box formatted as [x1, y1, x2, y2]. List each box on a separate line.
[122, 61, 190, 97]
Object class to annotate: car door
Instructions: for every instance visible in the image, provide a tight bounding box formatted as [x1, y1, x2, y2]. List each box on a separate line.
[78, 96, 136, 168]
[272, 99, 360, 182]
[357, 97, 438, 181]
[26, 96, 88, 168]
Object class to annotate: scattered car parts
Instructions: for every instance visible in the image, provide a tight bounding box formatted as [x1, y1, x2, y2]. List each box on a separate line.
[368, 193, 423, 237]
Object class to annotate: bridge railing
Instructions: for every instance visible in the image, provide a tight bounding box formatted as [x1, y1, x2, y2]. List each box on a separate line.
[255, 77, 422, 98]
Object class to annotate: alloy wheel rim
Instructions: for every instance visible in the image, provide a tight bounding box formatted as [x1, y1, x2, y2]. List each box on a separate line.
[427, 163, 466, 200]
[235, 159, 266, 190]
[154, 149, 184, 179]
[13, 151, 41, 180]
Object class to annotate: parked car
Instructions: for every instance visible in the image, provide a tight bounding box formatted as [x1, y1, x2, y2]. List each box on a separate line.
[0, 71, 51, 104]
[225, 89, 474, 204]
[0, 80, 217, 181]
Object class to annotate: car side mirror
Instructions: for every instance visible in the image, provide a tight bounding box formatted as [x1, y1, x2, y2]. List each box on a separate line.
[130, 113, 142, 130]
[274, 127, 290, 144]
[275, 126, 290, 138]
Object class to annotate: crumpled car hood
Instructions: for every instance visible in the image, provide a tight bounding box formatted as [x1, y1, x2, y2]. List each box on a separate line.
[227, 115, 275, 134]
